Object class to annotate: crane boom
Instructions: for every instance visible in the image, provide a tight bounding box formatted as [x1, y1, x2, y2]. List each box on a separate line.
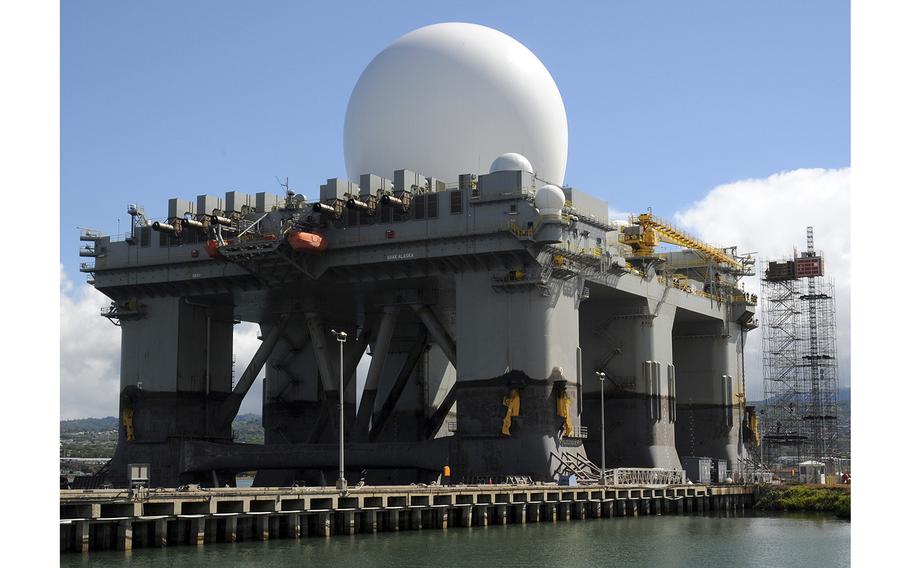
[620, 213, 743, 270]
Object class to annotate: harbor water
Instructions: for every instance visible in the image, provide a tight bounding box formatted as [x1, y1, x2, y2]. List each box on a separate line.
[61, 512, 849, 567]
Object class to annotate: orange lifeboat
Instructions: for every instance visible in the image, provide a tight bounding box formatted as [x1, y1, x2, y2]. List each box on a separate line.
[288, 230, 327, 254]
[204, 239, 223, 258]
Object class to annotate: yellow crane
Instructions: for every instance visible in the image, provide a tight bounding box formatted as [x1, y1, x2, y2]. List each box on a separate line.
[619, 213, 743, 270]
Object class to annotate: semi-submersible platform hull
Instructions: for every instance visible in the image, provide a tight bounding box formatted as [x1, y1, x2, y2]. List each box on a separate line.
[79, 167, 757, 488]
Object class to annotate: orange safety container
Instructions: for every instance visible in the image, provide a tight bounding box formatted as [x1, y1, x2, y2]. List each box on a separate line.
[288, 231, 327, 254]
[204, 239, 223, 258]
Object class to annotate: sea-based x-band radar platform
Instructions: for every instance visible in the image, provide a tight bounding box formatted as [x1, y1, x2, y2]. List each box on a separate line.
[77, 23, 759, 488]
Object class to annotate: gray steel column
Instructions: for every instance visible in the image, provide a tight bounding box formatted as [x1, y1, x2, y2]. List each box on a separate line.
[355, 306, 399, 437]
[219, 314, 289, 427]
[305, 312, 338, 392]
[412, 304, 457, 439]
[412, 304, 456, 364]
[369, 331, 428, 442]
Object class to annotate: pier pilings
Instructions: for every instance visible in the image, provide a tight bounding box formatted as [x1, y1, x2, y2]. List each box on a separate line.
[60, 483, 754, 553]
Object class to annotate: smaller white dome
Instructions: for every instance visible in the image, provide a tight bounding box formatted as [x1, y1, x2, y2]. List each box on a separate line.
[535, 184, 565, 216]
[489, 152, 534, 175]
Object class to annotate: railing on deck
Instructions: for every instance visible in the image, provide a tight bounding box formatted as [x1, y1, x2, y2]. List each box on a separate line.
[602, 468, 686, 486]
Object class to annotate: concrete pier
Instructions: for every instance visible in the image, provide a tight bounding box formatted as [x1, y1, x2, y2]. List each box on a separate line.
[363, 510, 377, 533]
[591, 501, 602, 519]
[61, 483, 754, 554]
[223, 517, 236, 542]
[495, 505, 508, 525]
[459, 506, 472, 527]
[343, 511, 356, 535]
[388, 510, 400, 531]
[317, 512, 331, 537]
[289, 513, 301, 538]
[116, 520, 132, 550]
[478, 505, 490, 527]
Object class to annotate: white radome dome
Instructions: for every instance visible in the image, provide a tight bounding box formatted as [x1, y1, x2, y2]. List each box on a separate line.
[490, 153, 534, 175]
[344, 23, 568, 185]
[535, 184, 566, 216]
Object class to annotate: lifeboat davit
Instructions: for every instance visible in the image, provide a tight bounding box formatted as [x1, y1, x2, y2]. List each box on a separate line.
[288, 231, 327, 254]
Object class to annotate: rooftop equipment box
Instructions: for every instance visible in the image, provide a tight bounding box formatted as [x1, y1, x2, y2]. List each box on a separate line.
[394, 169, 426, 194]
[681, 456, 712, 484]
[168, 198, 195, 219]
[359, 174, 393, 198]
[196, 194, 224, 215]
[476, 170, 534, 202]
[458, 173, 477, 192]
[255, 192, 282, 212]
[321, 178, 358, 202]
[225, 191, 253, 213]
[426, 177, 447, 192]
[563, 187, 609, 222]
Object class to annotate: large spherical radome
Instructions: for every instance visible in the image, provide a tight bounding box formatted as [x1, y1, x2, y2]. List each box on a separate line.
[489, 152, 534, 175]
[344, 23, 568, 186]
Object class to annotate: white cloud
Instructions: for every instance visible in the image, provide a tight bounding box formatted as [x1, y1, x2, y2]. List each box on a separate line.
[609, 209, 632, 224]
[674, 168, 850, 400]
[60, 268, 121, 419]
[234, 321, 264, 415]
[60, 268, 269, 419]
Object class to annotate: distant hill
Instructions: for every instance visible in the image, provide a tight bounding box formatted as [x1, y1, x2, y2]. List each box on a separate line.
[752, 388, 850, 458]
[753, 387, 850, 406]
[60, 416, 118, 434]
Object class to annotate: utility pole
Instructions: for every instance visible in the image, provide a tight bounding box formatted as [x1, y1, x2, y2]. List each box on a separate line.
[595, 370, 606, 485]
[331, 329, 348, 491]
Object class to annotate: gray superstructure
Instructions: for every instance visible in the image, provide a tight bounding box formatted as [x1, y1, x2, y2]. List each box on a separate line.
[79, 166, 756, 487]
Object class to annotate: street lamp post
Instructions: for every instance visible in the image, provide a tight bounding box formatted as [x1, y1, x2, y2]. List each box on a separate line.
[595, 371, 606, 485]
[331, 329, 348, 491]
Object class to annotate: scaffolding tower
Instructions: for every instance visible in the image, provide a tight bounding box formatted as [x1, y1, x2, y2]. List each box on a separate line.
[760, 227, 839, 467]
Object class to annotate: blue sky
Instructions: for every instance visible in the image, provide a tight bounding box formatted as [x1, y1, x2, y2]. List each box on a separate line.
[61, 0, 848, 278]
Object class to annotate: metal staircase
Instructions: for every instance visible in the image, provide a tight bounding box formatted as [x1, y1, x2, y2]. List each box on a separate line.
[551, 449, 602, 483]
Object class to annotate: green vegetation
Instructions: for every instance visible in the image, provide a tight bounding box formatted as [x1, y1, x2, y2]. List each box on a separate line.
[755, 484, 850, 519]
[60, 419, 118, 459]
[59, 414, 265, 462]
[232, 413, 265, 444]
[60, 441, 117, 458]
